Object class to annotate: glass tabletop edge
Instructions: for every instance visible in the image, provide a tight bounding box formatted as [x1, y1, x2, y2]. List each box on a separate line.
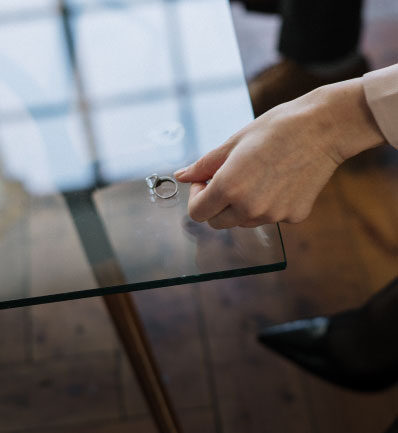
[0, 260, 287, 310]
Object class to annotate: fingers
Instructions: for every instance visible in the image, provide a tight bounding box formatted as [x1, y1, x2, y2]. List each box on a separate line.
[188, 182, 306, 228]
[174, 140, 234, 183]
[207, 206, 244, 229]
[188, 180, 229, 222]
[188, 182, 207, 200]
[205, 205, 284, 229]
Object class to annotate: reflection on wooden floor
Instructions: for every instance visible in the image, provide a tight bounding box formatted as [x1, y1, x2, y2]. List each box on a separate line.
[0, 1, 397, 432]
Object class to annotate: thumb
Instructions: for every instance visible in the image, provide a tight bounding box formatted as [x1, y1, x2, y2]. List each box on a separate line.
[174, 140, 234, 183]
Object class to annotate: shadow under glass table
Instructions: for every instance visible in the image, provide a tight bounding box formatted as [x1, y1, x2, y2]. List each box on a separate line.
[0, 0, 286, 432]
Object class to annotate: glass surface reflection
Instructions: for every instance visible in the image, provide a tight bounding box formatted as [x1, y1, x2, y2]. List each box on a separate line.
[0, 0, 285, 308]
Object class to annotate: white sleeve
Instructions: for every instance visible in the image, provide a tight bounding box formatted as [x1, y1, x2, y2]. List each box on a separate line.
[363, 63, 398, 150]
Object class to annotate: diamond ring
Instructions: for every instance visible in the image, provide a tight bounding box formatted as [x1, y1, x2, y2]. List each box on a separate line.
[145, 174, 178, 199]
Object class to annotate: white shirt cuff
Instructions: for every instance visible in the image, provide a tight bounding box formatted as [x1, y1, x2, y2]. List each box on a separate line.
[363, 63, 398, 150]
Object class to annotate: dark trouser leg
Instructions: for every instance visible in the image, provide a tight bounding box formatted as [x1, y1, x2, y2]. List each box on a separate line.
[245, 0, 368, 116]
[279, 0, 364, 63]
[239, 0, 281, 14]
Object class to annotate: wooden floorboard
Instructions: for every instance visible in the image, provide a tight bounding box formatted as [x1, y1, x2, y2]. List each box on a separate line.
[22, 417, 158, 433]
[196, 274, 314, 433]
[133, 286, 213, 412]
[335, 146, 398, 290]
[0, 308, 29, 365]
[21, 407, 217, 433]
[131, 285, 216, 431]
[0, 352, 122, 432]
[31, 298, 118, 360]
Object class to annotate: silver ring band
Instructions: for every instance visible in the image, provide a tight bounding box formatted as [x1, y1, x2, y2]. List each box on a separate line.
[145, 174, 178, 199]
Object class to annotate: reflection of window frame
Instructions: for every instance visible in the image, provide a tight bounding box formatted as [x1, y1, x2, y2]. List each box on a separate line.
[0, 0, 244, 190]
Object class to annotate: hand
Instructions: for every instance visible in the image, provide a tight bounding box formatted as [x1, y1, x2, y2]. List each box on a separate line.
[175, 78, 385, 229]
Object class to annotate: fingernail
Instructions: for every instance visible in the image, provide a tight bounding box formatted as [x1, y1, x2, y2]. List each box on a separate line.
[174, 166, 189, 177]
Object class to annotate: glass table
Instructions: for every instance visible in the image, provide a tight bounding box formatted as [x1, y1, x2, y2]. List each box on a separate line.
[0, 0, 286, 310]
[0, 1, 286, 432]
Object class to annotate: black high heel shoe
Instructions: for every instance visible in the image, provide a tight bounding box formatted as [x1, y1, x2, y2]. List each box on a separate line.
[258, 277, 398, 392]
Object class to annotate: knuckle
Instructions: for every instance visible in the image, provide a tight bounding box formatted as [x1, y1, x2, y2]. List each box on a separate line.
[223, 185, 241, 202]
[221, 179, 249, 204]
[262, 210, 283, 224]
[194, 157, 207, 171]
[222, 136, 237, 149]
[188, 204, 203, 222]
[285, 208, 311, 223]
[211, 177, 226, 196]
[244, 205, 261, 221]
[237, 205, 256, 221]
[284, 215, 303, 224]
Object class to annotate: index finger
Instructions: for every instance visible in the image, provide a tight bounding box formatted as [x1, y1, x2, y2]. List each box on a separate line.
[188, 180, 229, 222]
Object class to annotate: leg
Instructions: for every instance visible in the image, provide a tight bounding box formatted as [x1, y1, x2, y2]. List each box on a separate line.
[64, 192, 182, 433]
[103, 291, 182, 433]
[279, 0, 364, 64]
[247, 0, 368, 116]
[240, 0, 364, 62]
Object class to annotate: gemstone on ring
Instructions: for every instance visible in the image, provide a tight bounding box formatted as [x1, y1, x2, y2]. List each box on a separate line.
[145, 174, 178, 199]
[145, 174, 159, 189]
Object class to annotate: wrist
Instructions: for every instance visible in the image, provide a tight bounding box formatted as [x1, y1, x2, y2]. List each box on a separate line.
[325, 77, 386, 161]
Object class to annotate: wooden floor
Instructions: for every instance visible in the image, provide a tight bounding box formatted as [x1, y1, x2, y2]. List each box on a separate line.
[0, 1, 397, 433]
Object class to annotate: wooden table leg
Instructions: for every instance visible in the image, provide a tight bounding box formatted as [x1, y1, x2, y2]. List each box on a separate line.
[94, 261, 183, 433]
[103, 292, 182, 433]
[63, 192, 182, 433]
